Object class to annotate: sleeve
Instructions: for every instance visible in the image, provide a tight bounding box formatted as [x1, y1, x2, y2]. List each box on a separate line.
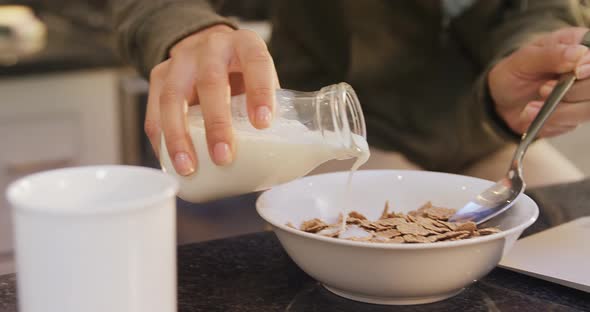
[450, 0, 588, 141]
[109, 0, 238, 78]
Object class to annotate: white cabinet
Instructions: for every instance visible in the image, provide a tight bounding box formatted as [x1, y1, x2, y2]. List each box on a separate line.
[0, 69, 122, 274]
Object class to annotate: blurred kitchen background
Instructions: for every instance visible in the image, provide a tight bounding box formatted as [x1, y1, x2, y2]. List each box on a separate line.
[0, 0, 273, 275]
[0, 0, 589, 275]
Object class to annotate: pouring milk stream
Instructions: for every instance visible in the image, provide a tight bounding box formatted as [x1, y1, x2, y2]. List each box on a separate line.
[160, 83, 370, 218]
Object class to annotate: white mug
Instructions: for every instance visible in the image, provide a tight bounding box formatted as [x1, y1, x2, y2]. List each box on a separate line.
[6, 165, 179, 312]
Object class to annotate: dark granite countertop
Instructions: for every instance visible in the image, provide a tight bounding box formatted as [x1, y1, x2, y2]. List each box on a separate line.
[1, 179, 590, 311]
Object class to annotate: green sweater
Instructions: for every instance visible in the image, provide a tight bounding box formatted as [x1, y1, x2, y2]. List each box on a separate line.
[110, 0, 589, 172]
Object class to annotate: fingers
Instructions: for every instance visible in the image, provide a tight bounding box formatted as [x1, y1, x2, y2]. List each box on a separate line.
[146, 27, 277, 172]
[575, 52, 590, 79]
[533, 27, 588, 47]
[517, 99, 579, 137]
[511, 43, 588, 75]
[493, 28, 590, 137]
[194, 32, 234, 165]
[544, 101, 590, 126]
[521, 100, 590, 133]
[233, 29, 277, 129]
[529, 27, 590, 78]
[513, 28, 590, 76]
[540, 78, 590, 102]
[548, 27, 590, 79]
[145, 60, 169, 158]
[160, 58, 198, 176]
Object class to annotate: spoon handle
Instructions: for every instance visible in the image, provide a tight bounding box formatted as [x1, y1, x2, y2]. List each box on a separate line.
[511, 73, 576, 167]
[512, 31, 590, 168]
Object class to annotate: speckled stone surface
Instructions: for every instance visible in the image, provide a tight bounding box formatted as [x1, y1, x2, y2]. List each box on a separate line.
[1, 180, 589, 312]
[0, 276, 16, 312]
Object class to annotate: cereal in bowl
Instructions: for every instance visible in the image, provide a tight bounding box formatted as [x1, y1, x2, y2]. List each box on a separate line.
[290, 201, 500, 243]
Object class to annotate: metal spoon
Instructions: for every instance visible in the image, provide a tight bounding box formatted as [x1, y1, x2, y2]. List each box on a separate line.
[449, 72, 577, 225]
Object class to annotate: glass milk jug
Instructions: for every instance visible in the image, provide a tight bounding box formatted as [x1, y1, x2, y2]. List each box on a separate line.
[160, 82, 369, 203]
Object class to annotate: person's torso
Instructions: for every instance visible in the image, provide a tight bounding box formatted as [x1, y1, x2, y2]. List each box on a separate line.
[269, 0, 494, 170]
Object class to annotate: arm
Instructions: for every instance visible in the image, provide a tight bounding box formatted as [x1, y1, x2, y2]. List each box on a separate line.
[453, 0, 586, 66]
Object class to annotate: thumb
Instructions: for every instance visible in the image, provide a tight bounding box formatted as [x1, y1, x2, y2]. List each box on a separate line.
[509, 43, 588, 76]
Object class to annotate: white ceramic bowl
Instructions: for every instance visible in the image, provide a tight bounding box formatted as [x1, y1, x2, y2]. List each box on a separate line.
[256, 170, 539, 305]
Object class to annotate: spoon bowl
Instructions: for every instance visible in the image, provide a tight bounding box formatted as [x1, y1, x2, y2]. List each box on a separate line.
[449, 170, 524, 224]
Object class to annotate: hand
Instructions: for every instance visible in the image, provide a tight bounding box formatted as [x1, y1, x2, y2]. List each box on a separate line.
[489, 27, 590, 137]
[146, 25, 279, 175]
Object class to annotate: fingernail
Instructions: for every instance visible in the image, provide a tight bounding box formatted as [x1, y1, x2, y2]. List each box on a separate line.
[255, 106, 272, 126]
[213, 142, 232, 165]
[564, 45, 588, 62]
[576, 64, 590, 79]
[174, 152, 195, 176]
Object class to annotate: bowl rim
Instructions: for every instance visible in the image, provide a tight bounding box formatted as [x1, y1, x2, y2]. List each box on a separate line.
[256, 169, 539, 250]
